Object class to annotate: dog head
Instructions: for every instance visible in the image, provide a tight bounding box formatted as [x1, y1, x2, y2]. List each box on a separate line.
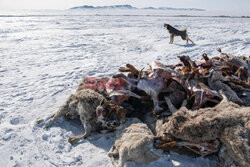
[65, 94, 79, 119]
[96, 99, 127, 130]
[164, 23, 170, 30]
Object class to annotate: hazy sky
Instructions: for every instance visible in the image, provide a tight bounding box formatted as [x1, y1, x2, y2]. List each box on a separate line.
[0, 0, 249, 11]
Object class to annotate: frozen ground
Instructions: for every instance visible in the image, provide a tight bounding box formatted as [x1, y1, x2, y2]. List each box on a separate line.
[0, 9, 249, 167]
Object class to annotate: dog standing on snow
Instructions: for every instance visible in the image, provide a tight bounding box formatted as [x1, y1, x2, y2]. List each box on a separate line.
[164, 23, 194, 44]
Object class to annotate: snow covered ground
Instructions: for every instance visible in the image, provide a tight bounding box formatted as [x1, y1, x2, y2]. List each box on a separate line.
[0, 9, 249, 167]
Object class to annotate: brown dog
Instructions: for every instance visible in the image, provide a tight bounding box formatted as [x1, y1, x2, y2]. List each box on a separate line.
[164, 23, 194, 44]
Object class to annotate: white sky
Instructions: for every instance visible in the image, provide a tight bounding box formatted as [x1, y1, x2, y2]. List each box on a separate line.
[0, 0, 249, 11]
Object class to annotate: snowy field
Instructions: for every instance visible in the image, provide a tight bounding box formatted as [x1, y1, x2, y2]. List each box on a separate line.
[0, 9, 250, 167]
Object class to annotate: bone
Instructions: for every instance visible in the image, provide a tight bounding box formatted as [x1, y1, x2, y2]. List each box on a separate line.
[165, 96, 177, 113]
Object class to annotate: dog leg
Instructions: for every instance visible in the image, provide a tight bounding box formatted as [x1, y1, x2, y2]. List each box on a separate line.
[43, 94, 77, 128]
[68, 117, 92, 144]
[43, 105, 69, 129]
[188, 37, 194, 44]
[87, 131, 113, 140]
[36, 113, 55, 125]
[68, 124, 91, 144]
[170, 34, 174, 44]
[118, 149, 127, 167]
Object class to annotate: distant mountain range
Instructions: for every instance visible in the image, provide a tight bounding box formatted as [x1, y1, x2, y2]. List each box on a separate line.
[144, 7, 205, 11]
[70, 5, 136, 10]
[70, 5, 206, 11]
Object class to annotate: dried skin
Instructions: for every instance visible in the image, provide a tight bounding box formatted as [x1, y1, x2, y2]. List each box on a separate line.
[157, 91, 250, 165]
[176, 140, 220, 156]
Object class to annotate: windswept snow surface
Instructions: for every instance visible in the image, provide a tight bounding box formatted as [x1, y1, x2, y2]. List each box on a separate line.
[0, 9, 249, 167]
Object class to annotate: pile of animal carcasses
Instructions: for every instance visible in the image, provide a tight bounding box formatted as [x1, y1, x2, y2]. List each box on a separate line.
[102, 48, 250, 162]
[115, 48, 249, 113]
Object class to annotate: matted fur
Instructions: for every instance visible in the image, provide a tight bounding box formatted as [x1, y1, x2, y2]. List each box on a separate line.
[38, 87, 126, 144]
[157, 91, 250, 167]
[108, 118, 163, 167]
